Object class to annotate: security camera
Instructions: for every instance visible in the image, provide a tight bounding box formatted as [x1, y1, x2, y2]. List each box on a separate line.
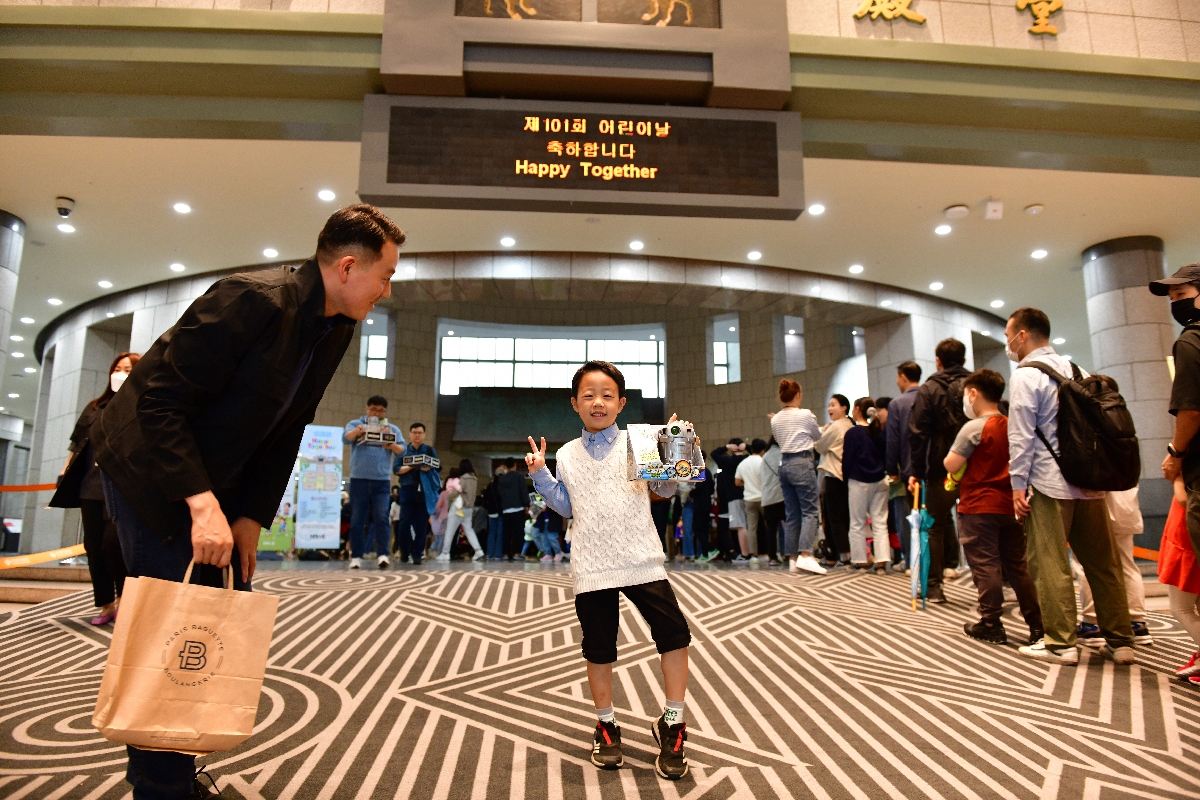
[55, 197, 75, 218]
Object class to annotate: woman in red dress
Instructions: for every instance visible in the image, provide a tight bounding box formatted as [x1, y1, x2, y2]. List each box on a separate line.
[1159, 478, 1200, 684]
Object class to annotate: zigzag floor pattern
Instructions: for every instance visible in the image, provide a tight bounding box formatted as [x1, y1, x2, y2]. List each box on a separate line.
[2, 564, 1199, 799]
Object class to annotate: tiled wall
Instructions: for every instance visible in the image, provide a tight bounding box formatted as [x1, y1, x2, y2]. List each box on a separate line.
[788, 0, 1200, 60]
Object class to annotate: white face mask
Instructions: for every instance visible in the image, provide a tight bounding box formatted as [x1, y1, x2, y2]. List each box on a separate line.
[963, 391, 978, 420]
[1005, 333, 1021, 363]
[110, 371, 128, 393]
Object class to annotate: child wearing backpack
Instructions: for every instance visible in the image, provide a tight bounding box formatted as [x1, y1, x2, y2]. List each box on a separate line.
[943, 369, 1043, 646]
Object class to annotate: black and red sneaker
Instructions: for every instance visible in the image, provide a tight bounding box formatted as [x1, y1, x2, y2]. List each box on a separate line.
[651, 715, 689, 780]
[590, 720, 623, 769]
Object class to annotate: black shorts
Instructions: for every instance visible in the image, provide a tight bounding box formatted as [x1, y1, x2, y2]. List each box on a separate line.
[574, 579, 692, 664]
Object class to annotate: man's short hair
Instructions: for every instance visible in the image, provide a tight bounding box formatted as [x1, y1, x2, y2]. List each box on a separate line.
[571, 360, 625, 398]
[367, 395, 387, 408]
[504, 456, 516, 469]
[875, 396, 893, 410]
[1008, 307, 1051, 341]
[935, 338, 967, 368]
[964, 369, 1005, 403]
[897, 361, 922, 383]
[409, 422, 425, 431]
[728, 437, 744, 446]
[316, 204, 406, 264]
[750, 438, 768, 454]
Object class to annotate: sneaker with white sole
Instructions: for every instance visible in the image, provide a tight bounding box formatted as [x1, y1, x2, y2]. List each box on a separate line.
[1100, 644, 1135, 665]
[472, 551, 486, 561]
[1075, 622, 1104, 647]
[1177, 651, 1200, 679]
[349, 557, 362, 570]
[377, 555, 390, 569]
[1018, 640, 1079, 665]
[1131, 621, 1154, 645]
[434, 553, 451, 562]
[793, 555, 827, 575]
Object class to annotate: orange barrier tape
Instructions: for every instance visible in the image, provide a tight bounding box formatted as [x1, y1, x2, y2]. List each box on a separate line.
[0, 483, 56, 493]
[1132, 546, 1160, 561]
[0, 544, 86, 570]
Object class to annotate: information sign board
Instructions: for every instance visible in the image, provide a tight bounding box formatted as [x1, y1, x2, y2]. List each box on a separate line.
[295, 426, 343, 550]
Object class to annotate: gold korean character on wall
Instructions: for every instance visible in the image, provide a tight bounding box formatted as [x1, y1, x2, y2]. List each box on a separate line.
[853, 0, 925, 23]
[1017, 0, 1062, 33]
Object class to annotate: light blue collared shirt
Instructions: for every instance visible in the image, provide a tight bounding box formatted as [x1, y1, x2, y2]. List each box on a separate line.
[531, 423, 677, 518]
[1008, 346, 1103, 501]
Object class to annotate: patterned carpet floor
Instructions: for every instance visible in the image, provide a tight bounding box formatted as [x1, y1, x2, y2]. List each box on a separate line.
[2, 562, 1200, 799]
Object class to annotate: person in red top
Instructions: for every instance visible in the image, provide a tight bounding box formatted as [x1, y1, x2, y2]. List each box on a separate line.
[1160, 477, 1200, 683]
[943, 369, 1043, 646]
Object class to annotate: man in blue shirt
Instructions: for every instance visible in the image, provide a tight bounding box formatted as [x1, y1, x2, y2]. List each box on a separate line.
[395, 422, 440, 564]
[344, 395, 403, 569]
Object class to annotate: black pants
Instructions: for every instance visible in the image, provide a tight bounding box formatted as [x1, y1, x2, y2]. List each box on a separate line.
[575, 580, 692, 664]
[715, 499, 734, 558]
[925, 479, 960, 588]
[762, 501, 785, 558]
[650, 500, 671, 554]
[958, 513, 1042, 628]
[821, 476, 850, 559]
[501, 511, 526, 558]
[395, 497, 429, 563]
[81, 498, 126, 607]
[691, 497, 711, 555]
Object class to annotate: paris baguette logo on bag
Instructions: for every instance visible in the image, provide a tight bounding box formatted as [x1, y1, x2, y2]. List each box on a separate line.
[93, 562, 278, 755]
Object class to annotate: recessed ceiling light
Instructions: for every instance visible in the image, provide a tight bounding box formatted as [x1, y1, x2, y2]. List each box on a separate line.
[930, 281, 944, 291]
[47, 298, 62, 306]
[944, 205, 970, 219]
[1031, 249, 1048, 259]
[849, 264, 864, 274]
[170, 263, 185, 272]
[173, 202, 191, 214]
[990, 299, 1004, 308]
[10, 353, 21, 358]
[747, 251, 762, 261]
[935, 225, 952, 236]
[729, 326, 736, 332]
[317, 189, 336, 202]
[19, 318, 32, 324]
[500, 237, 516, 248]
[1025, 204, 1045, 215]
[880, 300, 893, 307]
[106, 313, 115, 318]
[263, 248, 279, 258]
[788, 329, 796, 335]
[629, 240, 644, 251]
[57, 223, 74, 233]
[365, 318, 374, 325]
[6, 394, 16, 399]
[23, 367, 34, 374]
[9, 335, 21, 342]
[447, 330, 454, 336]
[98, 280, 112, 289]
[980, 331, 990, 337]
[808, 203, 825, 216]
[1052, 337, 1066, 345]
[649, 334, 656, 340]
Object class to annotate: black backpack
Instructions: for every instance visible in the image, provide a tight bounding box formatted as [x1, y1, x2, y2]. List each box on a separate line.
[938, 374, 970, 440]
[1021, 361, 1140, 492]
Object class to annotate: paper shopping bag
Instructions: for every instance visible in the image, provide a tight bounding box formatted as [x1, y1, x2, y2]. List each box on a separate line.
[92, 563, 279, 755]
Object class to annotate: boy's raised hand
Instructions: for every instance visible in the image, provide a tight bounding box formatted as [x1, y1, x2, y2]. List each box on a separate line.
[526, 436, 548, 473]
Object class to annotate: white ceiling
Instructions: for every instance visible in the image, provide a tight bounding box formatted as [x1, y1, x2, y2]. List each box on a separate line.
[2, 134, 1199, 422]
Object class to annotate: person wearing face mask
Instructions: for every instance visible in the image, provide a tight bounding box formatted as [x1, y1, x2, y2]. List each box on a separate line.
[943, 369, 1042, 647]
[50, 352, 141, 626]
[1005, 306, 1133, 667]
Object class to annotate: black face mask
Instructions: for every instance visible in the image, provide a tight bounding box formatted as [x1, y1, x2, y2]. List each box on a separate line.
[1172, 297, 1200, 327]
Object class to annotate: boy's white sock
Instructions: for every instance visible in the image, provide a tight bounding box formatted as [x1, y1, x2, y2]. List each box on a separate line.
[662, 700, 685, 726]
[596, 706, 616, 724]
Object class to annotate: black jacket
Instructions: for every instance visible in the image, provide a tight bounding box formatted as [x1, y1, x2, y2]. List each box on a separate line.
[908, 365, 970, 482]
[496, 470, 530, 511]
[91, 260, 356, 540]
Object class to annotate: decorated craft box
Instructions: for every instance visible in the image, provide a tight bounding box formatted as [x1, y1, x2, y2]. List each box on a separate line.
[626, 421, 706, 482]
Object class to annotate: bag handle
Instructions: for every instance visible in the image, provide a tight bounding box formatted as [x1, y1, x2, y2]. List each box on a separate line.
[182, 561, 234, 591]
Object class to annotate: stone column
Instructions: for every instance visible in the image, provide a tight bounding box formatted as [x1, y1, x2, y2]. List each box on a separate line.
[864, 313, 975, 398]
[1082, 235, 1175, 542]
[0, 210, 24, 382]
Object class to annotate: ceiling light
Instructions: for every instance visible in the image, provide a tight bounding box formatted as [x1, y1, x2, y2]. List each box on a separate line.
[365, 318, 374, 325]
[500, 237, 515, 248]
[9, 335, 21, 342]
[263, 248, 278, 258]
[930, 281, 944, 291]
[747, 251, 762, 261]
[944, 205, 970, 219]
[170, 263, 185, 272]
[447, 330, 454, 336]
[6, 394, 16, 399]
[1025, 204, 1044, 215]
[629, 240, 644, 251]
[981, 331, 990, 337]
[935, 225, 952, 236]
[98, 280, 112, 289]
[649, 334, 656, 340]
[788, 329, 796, 335]
[19, 318, 32, 324]
[23, 367, 34, 374]
[106, 313, 115, 318]
[1031, 249, 1048, 259]
[880, 300, 893, 307]
[849, 264, 864, 274]
[1064, 355, 1073, 361]
[1053, 337, 1066, 345]
[317, 189, 336, 202]
[173, 202, 191, 214]
[729, 326, 736, 332]
[990, 299, 1004, 308]
[47, 298, 62, 306]
[10, 353, 21, 358]
[807, 203, 825, 216]
[57, 223, 74, 233]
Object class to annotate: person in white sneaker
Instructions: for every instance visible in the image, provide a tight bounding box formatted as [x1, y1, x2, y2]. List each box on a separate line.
[769, 379, 826, 575]
[436, 460, 485, 561]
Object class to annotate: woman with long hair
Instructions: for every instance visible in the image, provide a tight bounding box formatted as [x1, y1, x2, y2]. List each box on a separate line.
[842, 397, 890, 572]
[436, 459, 485, 561]
[50, 351, 140, 624]
[769, 379, 826, 574]
[815, 394, 853, 566]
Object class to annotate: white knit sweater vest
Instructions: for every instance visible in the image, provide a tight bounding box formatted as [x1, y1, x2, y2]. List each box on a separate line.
[557, 430, 668, 594]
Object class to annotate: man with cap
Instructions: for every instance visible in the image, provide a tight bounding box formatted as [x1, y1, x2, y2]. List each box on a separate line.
[1153, 262, 1200, 557]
